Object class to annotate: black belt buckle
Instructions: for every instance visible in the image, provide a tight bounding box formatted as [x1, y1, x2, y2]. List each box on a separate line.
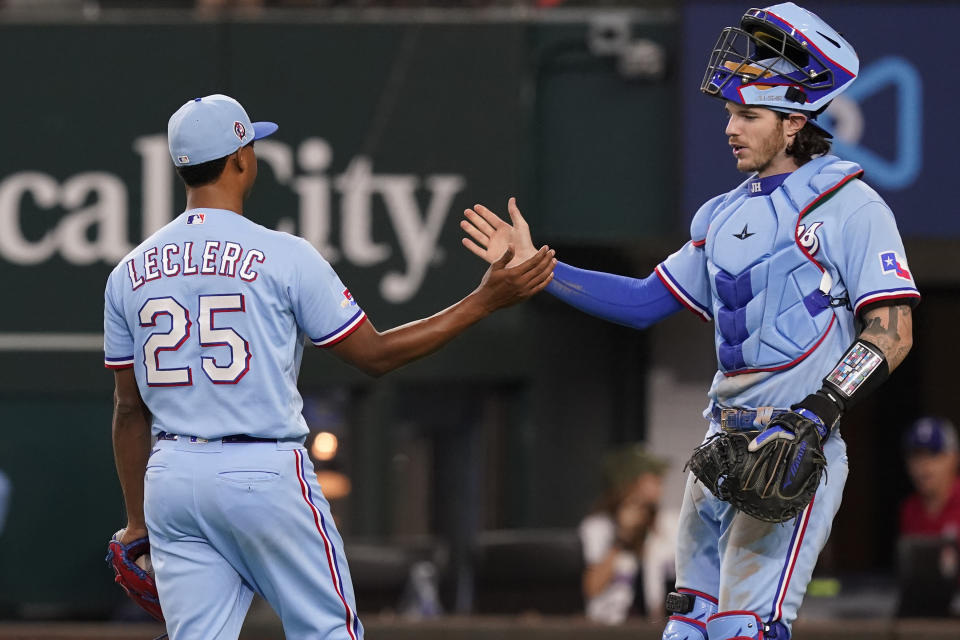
[665, 591, 694, 615]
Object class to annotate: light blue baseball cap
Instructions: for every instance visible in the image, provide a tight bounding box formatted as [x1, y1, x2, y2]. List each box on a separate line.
[168, 94, 278, 167]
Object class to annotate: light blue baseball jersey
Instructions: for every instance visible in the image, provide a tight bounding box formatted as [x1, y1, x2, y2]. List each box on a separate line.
[655, 155, 919, 414]
[103, 207, 366, 440]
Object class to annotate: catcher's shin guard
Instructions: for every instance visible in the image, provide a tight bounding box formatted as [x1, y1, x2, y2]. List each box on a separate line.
[662, 589, 718, 640]
[706, 611, 790, 639]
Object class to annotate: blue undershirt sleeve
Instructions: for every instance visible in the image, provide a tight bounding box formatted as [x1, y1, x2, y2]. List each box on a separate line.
[545, 261, 683, 329]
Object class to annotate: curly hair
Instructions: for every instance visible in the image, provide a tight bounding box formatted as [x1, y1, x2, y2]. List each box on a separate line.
[779, 113, 831, 165]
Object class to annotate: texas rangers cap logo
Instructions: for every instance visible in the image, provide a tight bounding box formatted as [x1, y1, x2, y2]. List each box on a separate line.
[234, 121, 246, 140]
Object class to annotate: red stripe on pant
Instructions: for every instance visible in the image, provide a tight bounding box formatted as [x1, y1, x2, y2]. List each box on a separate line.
[294, 449, 358, 640]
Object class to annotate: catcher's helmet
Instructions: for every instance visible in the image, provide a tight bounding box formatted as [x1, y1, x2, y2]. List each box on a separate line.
[700, 2, 858, 137]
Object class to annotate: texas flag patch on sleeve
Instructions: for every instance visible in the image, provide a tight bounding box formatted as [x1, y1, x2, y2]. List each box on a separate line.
[879, 251, 911, 280]
[340, 288, 357, 308]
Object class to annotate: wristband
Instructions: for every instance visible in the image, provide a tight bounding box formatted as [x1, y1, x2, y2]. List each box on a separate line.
[793, 338, 889, 432]
[793, 391, 841, 431]
[822, 338, 889, 409]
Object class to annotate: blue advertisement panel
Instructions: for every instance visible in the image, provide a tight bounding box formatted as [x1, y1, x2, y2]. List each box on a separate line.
[682, 2, 943, 236]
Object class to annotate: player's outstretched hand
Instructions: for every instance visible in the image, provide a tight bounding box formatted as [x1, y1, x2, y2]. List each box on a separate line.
[462, 197, 538, 268]
[474, 244, 556, 312]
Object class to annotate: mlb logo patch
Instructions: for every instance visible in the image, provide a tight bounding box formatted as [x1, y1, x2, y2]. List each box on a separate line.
[234, 121, 246, 140]
[879, 251, 911, 280]
[340, 288, 357, 308]
[186, 212, 206, 225]
[177, 154, 190, 164]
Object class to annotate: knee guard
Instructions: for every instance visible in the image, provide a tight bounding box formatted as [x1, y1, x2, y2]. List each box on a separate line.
[705, 611, 790, 639]
[707, 611, 790, 640]
[706, 611, 764, 639]
[661, 589, 718, 640]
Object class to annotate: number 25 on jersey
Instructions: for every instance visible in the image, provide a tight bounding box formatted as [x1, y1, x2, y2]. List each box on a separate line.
[139, 294, 251, 386]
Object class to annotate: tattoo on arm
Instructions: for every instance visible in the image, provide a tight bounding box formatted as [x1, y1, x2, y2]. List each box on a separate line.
[859, 304, 913, 371]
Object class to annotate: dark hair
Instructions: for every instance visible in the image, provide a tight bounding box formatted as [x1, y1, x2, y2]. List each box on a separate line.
[778, 113, 831, 165]
[176, 155, 229, 188]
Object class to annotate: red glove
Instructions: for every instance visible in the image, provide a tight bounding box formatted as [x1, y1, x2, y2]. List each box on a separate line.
[105, 531, 164, 622]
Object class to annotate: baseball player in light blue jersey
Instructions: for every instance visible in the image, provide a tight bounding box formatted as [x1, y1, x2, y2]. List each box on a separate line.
[461, 4, 917, 638]
[104, 94, 556, 640]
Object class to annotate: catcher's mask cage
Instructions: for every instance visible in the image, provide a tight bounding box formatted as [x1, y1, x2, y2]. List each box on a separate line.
[700, 2, 859, 135]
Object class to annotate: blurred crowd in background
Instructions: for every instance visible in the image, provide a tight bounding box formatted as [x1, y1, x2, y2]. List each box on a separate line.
[388, 417, 960, 623]
[576, 418, 960, 623]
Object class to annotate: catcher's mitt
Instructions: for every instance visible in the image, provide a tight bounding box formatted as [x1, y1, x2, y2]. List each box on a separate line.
[686, 411, 827, 523]
[105, 530, 164, 622]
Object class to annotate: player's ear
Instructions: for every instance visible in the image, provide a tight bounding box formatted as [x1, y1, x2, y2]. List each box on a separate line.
[234, 146, 248, 173]
[785, 113, 807, 137]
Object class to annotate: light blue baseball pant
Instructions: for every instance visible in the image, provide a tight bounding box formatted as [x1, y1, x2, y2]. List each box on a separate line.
[671, 430, 848, 639]
[144, 437, 363, 640]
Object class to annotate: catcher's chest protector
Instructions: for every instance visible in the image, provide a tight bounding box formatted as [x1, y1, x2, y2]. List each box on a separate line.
[701, 156, 862, 374]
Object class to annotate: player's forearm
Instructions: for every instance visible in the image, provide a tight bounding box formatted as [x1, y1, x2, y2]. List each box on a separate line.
[112, 393, 152, 530]
[546, 263, 682, 329]
[791, 303, 914, 429]
[356, 292, 492, 377]
[336, 247, 555, 375]
[857, 303, 913, 372]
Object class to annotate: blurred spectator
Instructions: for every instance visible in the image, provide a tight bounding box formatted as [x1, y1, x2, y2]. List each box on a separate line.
[0, 469, 10, 536]
[900, 417, 960, 538]
[579, 444, 677, 624]
[897, 417, 960, 618]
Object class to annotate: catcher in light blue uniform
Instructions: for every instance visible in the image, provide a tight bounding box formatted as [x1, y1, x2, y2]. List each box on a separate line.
[104, 95, 555, 640]
[461, 4, 917, 638]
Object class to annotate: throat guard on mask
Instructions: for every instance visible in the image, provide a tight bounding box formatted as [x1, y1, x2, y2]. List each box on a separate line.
[699, 156, 863, 375]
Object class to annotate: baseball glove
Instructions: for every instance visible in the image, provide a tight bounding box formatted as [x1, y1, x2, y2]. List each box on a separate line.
[686, 411, 827, 523]
[105, 530, 164, 622]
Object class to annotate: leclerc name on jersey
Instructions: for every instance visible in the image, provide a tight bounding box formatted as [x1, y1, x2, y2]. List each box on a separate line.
[125, 240, 265, 291]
